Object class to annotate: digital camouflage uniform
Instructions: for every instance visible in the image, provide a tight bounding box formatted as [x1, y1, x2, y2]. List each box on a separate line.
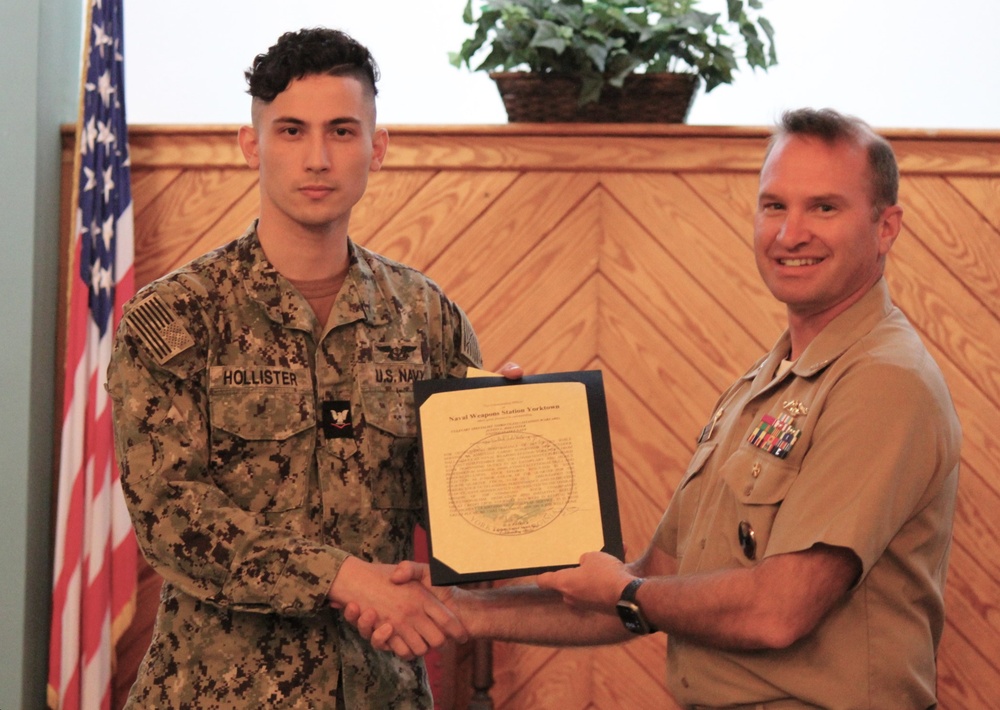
[108, 223, 481, 708]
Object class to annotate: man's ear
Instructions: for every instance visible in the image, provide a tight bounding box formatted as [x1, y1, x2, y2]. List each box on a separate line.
[877, 204, 903, 256]
[238, 124, 260, 169]
[369, 127, 389, 173]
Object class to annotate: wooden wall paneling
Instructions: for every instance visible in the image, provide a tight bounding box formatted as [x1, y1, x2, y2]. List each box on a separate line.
[131, 168, 258, 288]
[489, 643, 586, 709]
[349, 169, 438, 247]
[893, 138, 1000, 176]
[130, 167, 183, 216]
[603, 362, 693, 515]
[382, 129, 767, 173]
[194, 186, 264, 255]
[598, 278, 718, 444]
[937, 622, 997, 710]
[126, 127, 245, 169]
[900, 176, 1000, 315]
[602, 172, 787, 350]
[946, 175, 1000, 233]
[887, 237, 1000, 407]
[938, 543, 1000, 708]
[924, 337, 1000, 563]
[592, 640, 672, 708]
[678, 170, 759, 256]
[467, 181, 603, 368]
[498, 281, 599, 374]
[945, 535, 1000, 660]
[425, 172, 600, 315]
[598, 188, 765, 392]
[679, 172, 760, 244]
[57, 126, 1000, 710]
[360, 170, 521, 269]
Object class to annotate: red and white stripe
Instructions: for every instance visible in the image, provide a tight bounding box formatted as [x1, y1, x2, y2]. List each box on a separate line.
[48, 209, 136, 710]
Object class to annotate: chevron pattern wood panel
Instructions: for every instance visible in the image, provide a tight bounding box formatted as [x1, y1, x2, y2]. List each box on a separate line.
[60, 125, 1000, 709]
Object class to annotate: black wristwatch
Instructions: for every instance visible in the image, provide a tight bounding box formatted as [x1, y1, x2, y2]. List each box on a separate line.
[615, 577, 656, 634]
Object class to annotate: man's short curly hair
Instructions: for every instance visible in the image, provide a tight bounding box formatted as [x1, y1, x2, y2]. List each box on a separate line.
[245, 27, 380, 103]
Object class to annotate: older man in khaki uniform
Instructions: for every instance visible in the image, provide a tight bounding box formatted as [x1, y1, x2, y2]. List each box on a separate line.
[354, 108, 962, 710]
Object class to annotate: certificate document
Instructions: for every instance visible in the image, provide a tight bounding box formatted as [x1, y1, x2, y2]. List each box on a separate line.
[414, 369, 623, 585]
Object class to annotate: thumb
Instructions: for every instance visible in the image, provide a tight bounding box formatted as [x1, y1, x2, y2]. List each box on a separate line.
[390, 560, 426, 585]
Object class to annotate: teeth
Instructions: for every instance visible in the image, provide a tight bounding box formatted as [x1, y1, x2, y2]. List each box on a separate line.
[780, 258, 821, 266]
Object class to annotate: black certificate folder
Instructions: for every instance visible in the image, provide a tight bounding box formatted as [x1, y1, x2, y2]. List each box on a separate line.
[414, 369, 624, 585]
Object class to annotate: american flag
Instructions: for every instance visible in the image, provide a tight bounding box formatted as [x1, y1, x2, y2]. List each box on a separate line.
[47, 0, 137, 708]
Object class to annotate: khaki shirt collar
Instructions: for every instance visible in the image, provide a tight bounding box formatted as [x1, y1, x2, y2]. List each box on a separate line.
[750, 278, 894, 393]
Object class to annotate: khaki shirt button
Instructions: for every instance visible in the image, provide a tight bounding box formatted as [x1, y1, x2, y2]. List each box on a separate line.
[744, 484, 754, 496]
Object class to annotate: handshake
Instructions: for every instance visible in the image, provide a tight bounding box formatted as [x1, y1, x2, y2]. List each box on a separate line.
[332, 558, 464, 660]
[329, 550, 641, 659]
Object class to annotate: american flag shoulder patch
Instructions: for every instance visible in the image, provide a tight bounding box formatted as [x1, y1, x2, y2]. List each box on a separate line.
[125, 293, 195, 365]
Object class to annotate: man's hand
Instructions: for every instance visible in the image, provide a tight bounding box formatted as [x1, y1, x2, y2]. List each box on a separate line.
[536, 551, 634, 611]
[330, 557, 466, 660]
[499, 361, 524, 380]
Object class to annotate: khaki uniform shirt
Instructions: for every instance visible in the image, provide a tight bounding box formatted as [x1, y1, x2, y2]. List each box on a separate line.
[108, 224, 481, 708]
[655, 279, 960, 710]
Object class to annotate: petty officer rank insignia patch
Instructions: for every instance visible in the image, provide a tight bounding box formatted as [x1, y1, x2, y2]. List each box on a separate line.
[124, 293, 196, 365]
[747, 409, 802, 459]
[323, 401, 354, 439]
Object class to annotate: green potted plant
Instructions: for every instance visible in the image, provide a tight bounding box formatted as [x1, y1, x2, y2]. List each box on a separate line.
[450, 0, 777, 122]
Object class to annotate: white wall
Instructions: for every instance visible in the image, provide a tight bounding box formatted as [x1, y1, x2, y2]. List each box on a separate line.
[124, 0, 1000, 130]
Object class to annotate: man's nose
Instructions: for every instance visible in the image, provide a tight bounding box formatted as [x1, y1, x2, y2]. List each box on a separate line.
[776, 210, 810, 247]
[305, 135, 331, 171]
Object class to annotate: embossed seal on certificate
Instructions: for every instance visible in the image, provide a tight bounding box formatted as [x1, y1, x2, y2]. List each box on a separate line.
[449, 431, 574, 536]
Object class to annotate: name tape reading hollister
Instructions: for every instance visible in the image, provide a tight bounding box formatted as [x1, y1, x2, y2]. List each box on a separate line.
[125, 293, 196, 365]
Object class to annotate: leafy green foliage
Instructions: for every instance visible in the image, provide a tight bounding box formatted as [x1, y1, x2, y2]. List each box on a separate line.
[451, 0, 777, 104]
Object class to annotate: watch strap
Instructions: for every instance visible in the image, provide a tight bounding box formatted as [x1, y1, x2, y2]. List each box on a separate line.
[619, 577, 646, 603]
[617, 577, 657, 633]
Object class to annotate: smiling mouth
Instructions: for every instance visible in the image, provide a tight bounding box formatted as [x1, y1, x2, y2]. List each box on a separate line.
[779, 257, 823, 266]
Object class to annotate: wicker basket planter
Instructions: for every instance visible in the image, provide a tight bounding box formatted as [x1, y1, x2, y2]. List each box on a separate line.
[490, 71, 698, 123]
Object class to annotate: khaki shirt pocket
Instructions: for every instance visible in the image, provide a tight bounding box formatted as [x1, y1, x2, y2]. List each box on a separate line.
[721, 445, 798, 563]
[671, 441, 717, 560]
[208, 369, 315, 513]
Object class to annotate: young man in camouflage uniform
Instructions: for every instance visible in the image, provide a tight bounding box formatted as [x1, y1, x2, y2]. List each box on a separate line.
[108, 28, 483, 708]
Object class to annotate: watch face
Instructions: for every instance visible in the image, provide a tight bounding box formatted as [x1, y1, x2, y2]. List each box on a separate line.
[616, 600, 651, 635]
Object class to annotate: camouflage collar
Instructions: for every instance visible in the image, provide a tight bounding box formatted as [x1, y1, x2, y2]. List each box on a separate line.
[337, 239, 391, 327]
[237, 223, 389, 331]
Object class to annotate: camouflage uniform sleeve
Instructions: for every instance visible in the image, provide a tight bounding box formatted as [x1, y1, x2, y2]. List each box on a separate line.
[107, 287, 345, 616]
[441, 297, 482, 376]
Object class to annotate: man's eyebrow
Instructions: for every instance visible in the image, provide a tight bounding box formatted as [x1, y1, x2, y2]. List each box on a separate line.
[271, 116, 362, 126]
[808, 193, 848, 203]
[757, 191, 848, 202]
